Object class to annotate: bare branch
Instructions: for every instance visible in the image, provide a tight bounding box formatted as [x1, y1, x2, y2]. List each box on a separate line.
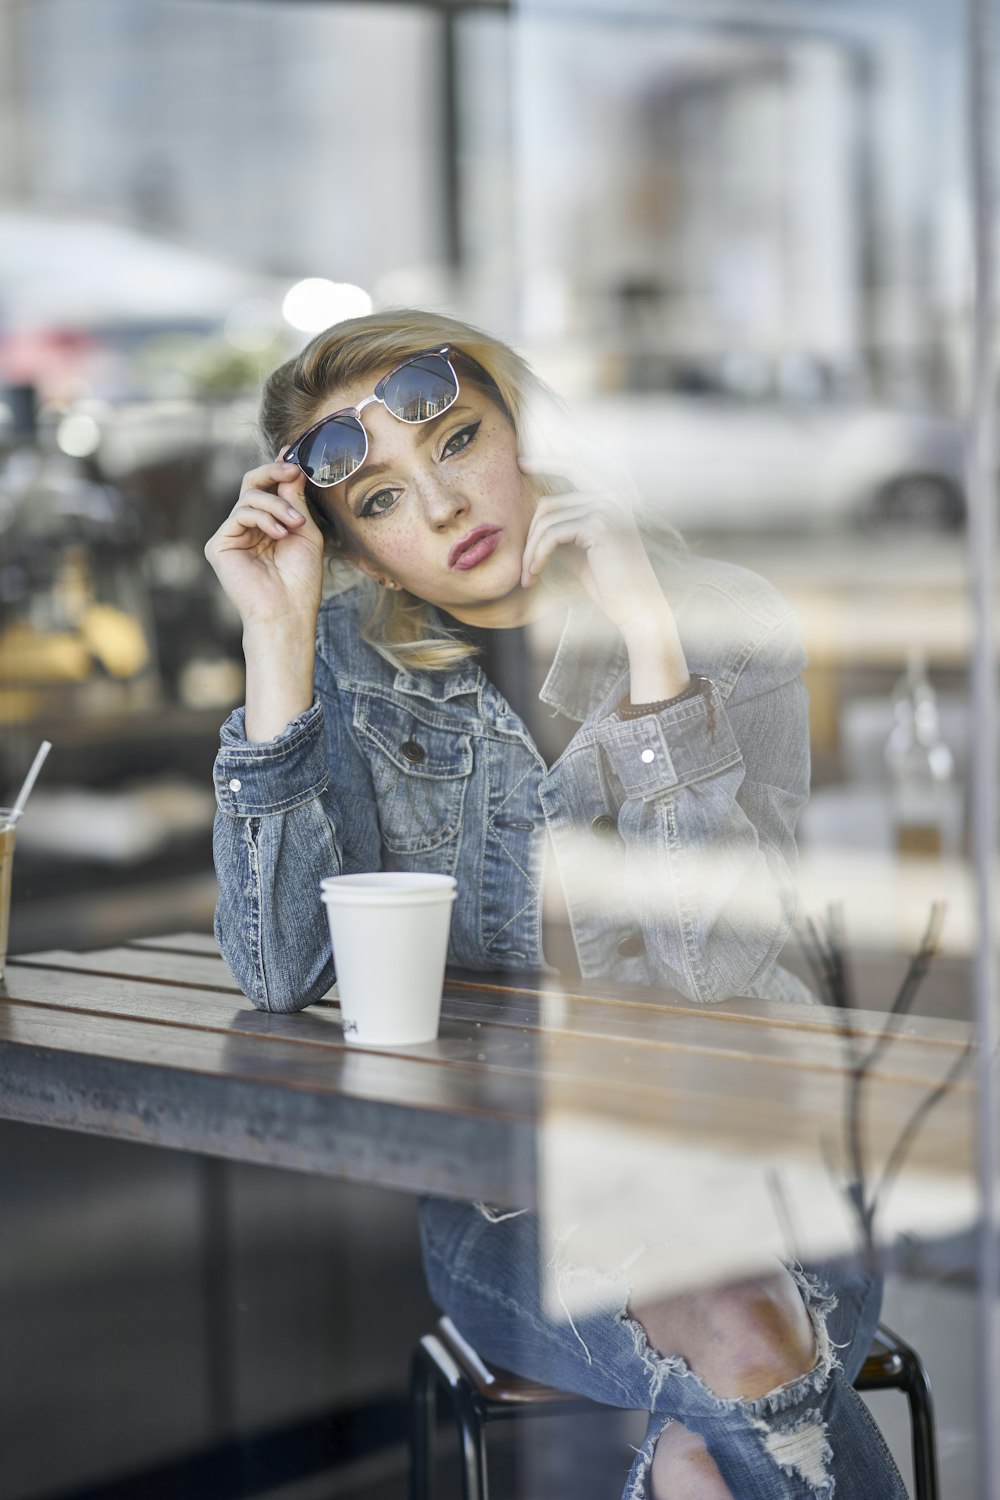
[860, 902, 947, 1076]
[871, 1041, 974, 1216]
[803, 900, 952, 1269]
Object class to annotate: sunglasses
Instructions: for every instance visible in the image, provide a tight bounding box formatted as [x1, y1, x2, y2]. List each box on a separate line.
[284, 345, 461, 489]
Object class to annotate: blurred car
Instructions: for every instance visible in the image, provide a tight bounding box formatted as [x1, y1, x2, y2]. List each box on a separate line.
[572, 384, 966, 534]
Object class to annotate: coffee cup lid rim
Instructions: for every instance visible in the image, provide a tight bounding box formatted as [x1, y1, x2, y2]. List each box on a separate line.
[320, 872, 457, 905]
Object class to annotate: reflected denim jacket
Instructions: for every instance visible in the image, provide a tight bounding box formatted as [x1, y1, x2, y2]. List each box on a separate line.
[212, 547, 815, 1012]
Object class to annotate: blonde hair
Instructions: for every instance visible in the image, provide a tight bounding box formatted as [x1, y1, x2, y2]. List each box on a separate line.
[259, 307, 571, 672]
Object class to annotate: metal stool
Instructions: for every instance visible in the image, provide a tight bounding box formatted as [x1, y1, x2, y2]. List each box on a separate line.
[854, 1324, 940, 1500]
[409, 1316, 939, 1500]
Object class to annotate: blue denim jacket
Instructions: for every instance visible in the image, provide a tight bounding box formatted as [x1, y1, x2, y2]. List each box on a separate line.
[212, 546, 814, 1011]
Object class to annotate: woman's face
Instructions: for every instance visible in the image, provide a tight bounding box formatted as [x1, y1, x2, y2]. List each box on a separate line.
[307, 366, 541, 627]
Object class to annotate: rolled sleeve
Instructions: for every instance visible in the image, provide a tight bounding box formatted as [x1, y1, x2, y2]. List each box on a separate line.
[595, 682, 742, 799]
[213, 699, 328, 817]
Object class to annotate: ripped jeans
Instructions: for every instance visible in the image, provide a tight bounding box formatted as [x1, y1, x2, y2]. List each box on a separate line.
[418, 1197, 908, 1500]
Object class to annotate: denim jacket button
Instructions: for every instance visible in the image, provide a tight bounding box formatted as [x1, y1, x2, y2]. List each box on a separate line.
[616, 933, 644, 958]
[228, 778, 242, 793]
[400, 739, 426, 764]
[640, 748, 656, 764]
[591, 814, 617, 835]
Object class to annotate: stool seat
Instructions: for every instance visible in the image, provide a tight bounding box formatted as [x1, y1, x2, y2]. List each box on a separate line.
[433, 1315, 590, 1408]
[411, 1316, 939, 1500]
[859, 1337, 907, 1386]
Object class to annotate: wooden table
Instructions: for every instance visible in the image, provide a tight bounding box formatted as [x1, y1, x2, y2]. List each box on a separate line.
[0, 934, 977, 1301]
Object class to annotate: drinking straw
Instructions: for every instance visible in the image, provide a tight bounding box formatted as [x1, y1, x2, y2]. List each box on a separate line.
[11, 740, 52, 820]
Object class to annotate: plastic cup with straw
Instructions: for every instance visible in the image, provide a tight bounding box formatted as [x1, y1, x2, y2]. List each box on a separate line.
[1, 741, 52, 981]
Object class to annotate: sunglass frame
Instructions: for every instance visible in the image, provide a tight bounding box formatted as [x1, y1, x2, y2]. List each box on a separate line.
[284, 345, 459, 489]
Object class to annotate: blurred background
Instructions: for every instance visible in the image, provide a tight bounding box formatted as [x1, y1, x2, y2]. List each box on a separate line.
[0, 0, 981, 964]
[0, 0, 991, 1496]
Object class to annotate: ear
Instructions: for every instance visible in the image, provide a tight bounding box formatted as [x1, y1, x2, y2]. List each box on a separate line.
[352, 554, 398, 589]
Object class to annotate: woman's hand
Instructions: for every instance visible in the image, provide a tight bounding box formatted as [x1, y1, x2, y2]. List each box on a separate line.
[518, 455, 690, 702]
[206, 456, 327, 740]
[204, 457, 325, 632]
[518, 456, 667, 638]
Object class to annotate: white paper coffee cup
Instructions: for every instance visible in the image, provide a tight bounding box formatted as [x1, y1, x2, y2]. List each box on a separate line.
[320, 873, 457, 1046]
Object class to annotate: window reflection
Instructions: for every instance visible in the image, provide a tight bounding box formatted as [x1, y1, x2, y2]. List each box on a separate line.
[0, 2, 985, 1498]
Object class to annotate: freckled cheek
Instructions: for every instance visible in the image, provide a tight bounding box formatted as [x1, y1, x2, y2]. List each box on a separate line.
[471, 456, 534, 522]
[372, 531, 431, 576]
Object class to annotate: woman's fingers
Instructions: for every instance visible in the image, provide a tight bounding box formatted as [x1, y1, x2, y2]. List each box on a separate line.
[203, 452, 326, 631]
[519, 454, 668, 634]
[527, 490, 620, 528]
[231, 502, 292, 539]
[272, 450, 314, 518]
[522, 513, 603, 586]
[245, 487, 308, 528]
[239, 459, 309, 516]
[217, 489, 305, 540]
[521, 502, 599, 583]
[205, 490, 310, 569]
[244, 457, 303, 491]
[521, 487, 623, 569]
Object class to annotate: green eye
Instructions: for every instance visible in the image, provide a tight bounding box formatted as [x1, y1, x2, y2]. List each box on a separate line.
[360, 489, 399, 519]
[443, 422, 480, 458]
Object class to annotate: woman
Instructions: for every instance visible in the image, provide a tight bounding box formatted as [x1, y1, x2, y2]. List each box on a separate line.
[205, 309, 906, 1499]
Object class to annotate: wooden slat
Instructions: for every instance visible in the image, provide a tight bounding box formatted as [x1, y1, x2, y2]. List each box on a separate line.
[129, 932, 218, 957]
[0, 982, 970, 1190]
[0, 996, 536, 1118]
[451, 973, 973, 1047]
[0, 964, 972, 1174]
[22, 944, 974, 1048]
[26, 945, 978, 1056]
[17, 948, 250, 996]
[5, 957, 963, 1090]
[0, 1009, 537, 1204]
[539, 1066, 972, 1176]
[11, 950, 971, 1089]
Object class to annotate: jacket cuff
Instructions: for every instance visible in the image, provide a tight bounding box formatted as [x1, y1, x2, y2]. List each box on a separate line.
[595, 681, 742, 798]
[214, 700, 328, 816]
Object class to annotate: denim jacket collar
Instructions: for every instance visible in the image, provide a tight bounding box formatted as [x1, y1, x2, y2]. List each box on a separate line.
[391, 600, 628, 723]
[538, 601, 628, 723]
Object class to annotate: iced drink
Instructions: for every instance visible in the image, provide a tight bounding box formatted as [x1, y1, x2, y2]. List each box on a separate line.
[0, 810, 16, 982]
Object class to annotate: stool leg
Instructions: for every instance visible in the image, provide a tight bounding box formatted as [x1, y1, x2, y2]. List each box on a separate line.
[453, 1388, 489, 1500]
[902, 1360, 940, 1500]
[409, 1345, 437, 1500]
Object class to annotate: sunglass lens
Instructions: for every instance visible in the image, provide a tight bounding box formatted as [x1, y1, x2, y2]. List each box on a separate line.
[297, 416, 367, 486]
[382, 353, 457, 423]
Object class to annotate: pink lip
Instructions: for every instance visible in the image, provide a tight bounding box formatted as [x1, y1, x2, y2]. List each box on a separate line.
[448, 525, 503, 571]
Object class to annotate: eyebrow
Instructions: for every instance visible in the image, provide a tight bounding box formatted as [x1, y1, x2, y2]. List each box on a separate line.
[343, 403, 480, 499]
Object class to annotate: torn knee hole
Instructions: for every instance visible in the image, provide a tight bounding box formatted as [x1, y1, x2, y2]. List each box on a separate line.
[628, 1279, 820, 1402]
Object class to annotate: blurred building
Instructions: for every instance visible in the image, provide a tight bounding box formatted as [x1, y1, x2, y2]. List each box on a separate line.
[0, 0, 971, 408]
[2, 0, 449, 292]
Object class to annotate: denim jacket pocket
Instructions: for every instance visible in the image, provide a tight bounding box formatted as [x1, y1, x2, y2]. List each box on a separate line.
[354, 692, 474, 854]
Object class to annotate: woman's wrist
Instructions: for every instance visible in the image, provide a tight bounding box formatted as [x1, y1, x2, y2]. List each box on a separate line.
[619, 598, 690, 703]
[625, 656, 691, 706]
[242, 617, 316, 743]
